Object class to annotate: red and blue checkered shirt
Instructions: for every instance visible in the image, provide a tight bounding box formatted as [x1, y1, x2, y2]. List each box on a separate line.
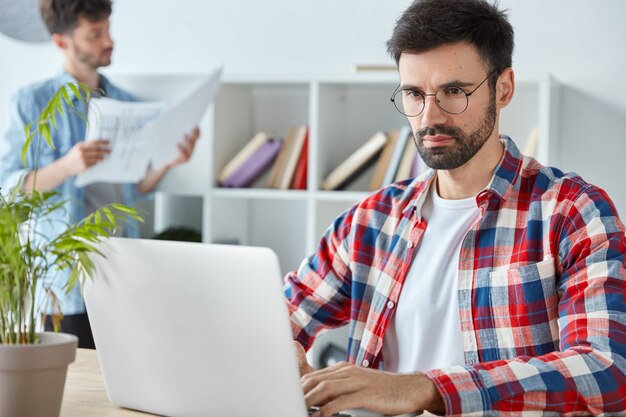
[284, 136, 626, 415]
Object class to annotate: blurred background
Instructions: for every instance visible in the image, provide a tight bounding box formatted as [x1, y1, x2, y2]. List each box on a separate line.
[2, 0, 624, 217]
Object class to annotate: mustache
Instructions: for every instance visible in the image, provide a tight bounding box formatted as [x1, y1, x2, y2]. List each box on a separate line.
[415, 125, 462, 141]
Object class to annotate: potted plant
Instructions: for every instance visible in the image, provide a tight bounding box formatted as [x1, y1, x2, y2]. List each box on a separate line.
[0, 83, 142, 417]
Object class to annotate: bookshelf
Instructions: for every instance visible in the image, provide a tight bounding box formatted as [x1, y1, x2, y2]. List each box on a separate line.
[110, 72, 560, 367]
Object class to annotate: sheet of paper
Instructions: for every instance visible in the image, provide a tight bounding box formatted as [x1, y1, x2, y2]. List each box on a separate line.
[75, 66, 222, 187]
[75, 98, 165, 187]
[138, 66, 222, 168]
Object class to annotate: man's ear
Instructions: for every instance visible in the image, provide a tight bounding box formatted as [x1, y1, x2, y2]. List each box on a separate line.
[496, 67, 515, 109]
[51, 33, 69, 50]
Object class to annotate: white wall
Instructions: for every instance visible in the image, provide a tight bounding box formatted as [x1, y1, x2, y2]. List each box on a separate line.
[1, 0, 625, 216]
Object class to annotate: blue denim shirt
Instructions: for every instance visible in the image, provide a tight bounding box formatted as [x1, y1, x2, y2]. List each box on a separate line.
[0, 71, 141, 315]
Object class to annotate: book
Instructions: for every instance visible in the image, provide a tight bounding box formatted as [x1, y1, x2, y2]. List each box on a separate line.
[290, 132, 309, 190]
[321, 131, 388, 191]
[381, 125, 412, 186]
[266, 136, 289, 188]
[352, 64, 397, 72]
[267, 127, 297, 188]
[221, 138, 282, 188]
[394, 137, 418, 182]
[369, 130, 397, 191]
[218, 132, 269, 185]
[278, 126, 308, 189]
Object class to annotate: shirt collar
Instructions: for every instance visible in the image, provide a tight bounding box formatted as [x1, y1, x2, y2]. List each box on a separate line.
[404, 169, 436, 219]
[406, 135, 524, 217]
[483, 135, 524, 202]
[52, 70, 112, 98]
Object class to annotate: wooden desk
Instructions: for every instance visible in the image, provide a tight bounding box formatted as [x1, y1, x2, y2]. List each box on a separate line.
[61, 349, 150, 416]
[62, 349, 434, 417]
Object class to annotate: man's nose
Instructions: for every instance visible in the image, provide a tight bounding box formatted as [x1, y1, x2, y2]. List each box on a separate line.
[419, 94, 447, 126]
[103, 31, 114, 49]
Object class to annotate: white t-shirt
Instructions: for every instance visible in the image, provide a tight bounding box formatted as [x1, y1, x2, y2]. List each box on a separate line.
[382, 185, 481, 373]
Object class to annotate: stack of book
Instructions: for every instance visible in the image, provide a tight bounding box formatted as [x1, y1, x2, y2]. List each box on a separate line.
[321, 126, 426, 191]
[218, 126, 308, 189]
[321, 131, 387, 191]
[220, 124, 427, 192]
[267, 125, 308, 190]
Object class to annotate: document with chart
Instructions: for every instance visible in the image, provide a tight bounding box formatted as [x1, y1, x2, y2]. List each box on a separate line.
[75, 99, 163, 187]
[76, 67, 222, 187]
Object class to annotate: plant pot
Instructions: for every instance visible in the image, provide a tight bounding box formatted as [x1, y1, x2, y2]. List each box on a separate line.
[0, 332, 78, 417]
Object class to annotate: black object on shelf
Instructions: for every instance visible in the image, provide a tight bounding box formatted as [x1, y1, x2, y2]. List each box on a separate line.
[152, 226, 202, 243]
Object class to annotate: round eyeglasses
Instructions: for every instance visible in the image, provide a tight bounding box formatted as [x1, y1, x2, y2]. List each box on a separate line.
[390, 70, 497, 117]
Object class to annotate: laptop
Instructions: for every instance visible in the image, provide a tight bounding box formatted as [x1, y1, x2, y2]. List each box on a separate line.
[84, 238, 402, 417]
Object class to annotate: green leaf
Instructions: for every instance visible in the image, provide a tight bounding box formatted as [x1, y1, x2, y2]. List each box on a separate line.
[110, 204, 143, 221]
[65, 268, 80, 294]
[49, 113, 57, 129]
[77, 251, 95, 270]
[24, 123, 31, 141]
[53, 94, 63, 116]
[21, 133, 34, 167]
[60, 86, 73, 109]
[40, 123, 53, 149]
[80, 83, 92, 101]
[68, 83, 82, 100]
[102, 207, 116, 225]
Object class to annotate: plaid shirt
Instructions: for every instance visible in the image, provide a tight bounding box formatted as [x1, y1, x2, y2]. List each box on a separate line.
[284, 136, 626, 416]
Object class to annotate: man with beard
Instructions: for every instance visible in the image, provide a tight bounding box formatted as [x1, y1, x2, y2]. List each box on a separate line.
[0, 0, 199, 348]
[285, 0, 626, 416]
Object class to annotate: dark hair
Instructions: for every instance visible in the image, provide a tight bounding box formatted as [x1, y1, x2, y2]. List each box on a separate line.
[39, 0, 112, 35]
[387, 0, 514, 87]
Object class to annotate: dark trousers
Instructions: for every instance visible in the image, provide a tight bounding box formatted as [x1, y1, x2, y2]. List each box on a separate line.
[44, 313, 96, 349]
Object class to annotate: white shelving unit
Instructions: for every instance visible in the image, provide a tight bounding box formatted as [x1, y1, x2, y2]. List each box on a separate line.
[110, 72, 560, 367]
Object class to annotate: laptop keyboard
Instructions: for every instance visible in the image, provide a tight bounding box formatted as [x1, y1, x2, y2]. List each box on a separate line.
[308, 407, 351, 417]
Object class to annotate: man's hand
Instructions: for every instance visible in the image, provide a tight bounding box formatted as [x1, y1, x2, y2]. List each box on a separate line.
[23, 139, 111, 192]
[294, 341, 315, 376]
[163, 127, 200, 170]
[137, 127, 201, 194]
[60, 139, 111, 177]
[301, 362, 444, 417]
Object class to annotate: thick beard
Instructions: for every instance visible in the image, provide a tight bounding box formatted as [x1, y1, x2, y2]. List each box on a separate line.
[414, 98, 497, 170]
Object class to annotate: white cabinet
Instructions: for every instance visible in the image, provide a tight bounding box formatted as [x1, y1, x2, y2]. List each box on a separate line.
[136, 73, 558, 265]
[111, 72, 560, 365]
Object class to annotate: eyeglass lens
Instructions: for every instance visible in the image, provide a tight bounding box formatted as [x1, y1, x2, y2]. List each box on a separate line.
[392, 88, 469, 116]
[391, 70, 496, 117]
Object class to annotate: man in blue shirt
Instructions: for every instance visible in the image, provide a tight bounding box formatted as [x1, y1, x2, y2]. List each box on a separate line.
[0, 0, 200, 348]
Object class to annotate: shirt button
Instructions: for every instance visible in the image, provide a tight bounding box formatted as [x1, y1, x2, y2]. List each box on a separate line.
[362, 359, 369, 368]
[387, 301, 395, 309]
[407, 241, 414, 248]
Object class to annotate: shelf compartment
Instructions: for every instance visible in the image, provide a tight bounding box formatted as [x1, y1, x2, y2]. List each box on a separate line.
[316, 82, 407, 193]
[213, 82, 310, 190]
[210, 197, 309, 275]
